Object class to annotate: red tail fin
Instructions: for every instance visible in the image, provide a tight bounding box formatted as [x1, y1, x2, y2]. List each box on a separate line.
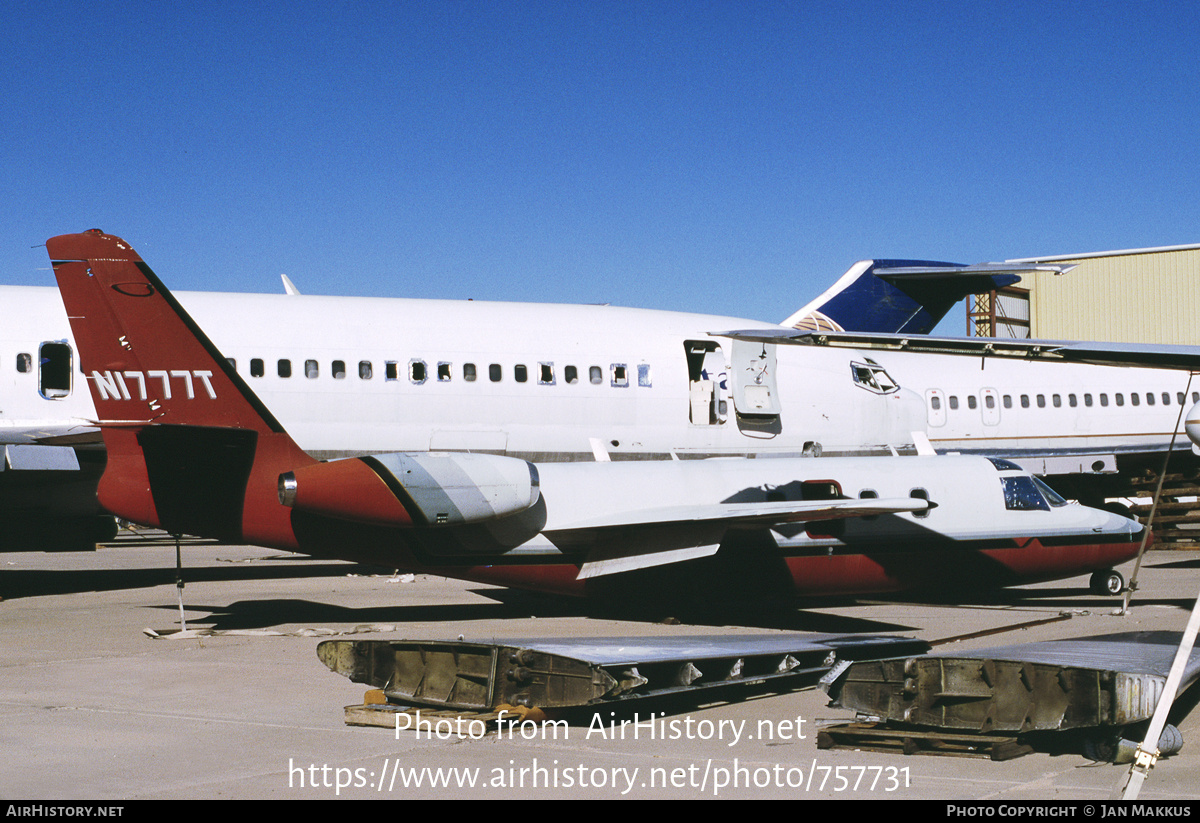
[47, 230, 313, 545]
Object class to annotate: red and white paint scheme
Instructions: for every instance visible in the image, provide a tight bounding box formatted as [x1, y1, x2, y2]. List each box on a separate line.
[46, 230, 1145, 604]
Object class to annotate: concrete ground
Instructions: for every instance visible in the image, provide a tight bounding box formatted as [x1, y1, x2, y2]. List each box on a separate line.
[2, 537, 1198, 800]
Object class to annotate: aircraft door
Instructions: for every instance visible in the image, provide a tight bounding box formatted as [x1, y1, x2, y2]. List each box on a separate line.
[730, 339, 781, 416]
[685, 341, 727, 425]
[981, 388, 1001, 426]
[925, 389, 946, 427]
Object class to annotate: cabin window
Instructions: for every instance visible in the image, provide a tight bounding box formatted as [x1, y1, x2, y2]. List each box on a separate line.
[277, 359, 292, 378]
[1100, 393, 1109, 407]
[948, 396, 959, 410]
[930, 396, 941, 411]
[38, 342, 72, 399]
[436, 362, 450, 382]
[565, 365, 578, 384]
[859, 489, 879, 521]
[410, 360, 427, 384]
[538, 362, 555, 385]
[611, 364, 628, 387]
[1146, 393, 1154, 406]
[251, 358, 264, 378]
[1020, 394, 1030, 408]
[589, 366, 603, 385]
[1003, 395, 1012, 409]
[1163, 392, 1171, 406]
[638, 364, 652, 387]
[1069, 394, 1077, 407]
[514, 364, 528, 383]
[967, 395, 977, 410]
[489, 364, 502, 382]
[1085, 393, 1093, 407]
[984, 395, 995, 409]
[385, 361, 398, 381]
[1036, 394, 1045, 408]
[1131, 393, 1140, 406]
[360, 361, 373, 380]
[463, 363, 477, 382]
[1052, 394, 1061, 408]
[332, 360, 346, 379]
[1193, 392, 1199, 403]
[305, 359, 319, 379]
[909, 488, 930, 518]
[1116, 393, 1124, 407]
[16, 353, 31, 373]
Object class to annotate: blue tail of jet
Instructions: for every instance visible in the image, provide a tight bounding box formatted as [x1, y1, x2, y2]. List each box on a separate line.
[783, 259, 1029, 335]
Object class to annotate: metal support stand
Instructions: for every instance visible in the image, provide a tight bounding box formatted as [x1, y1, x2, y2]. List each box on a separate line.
[174, 534, 187, 633]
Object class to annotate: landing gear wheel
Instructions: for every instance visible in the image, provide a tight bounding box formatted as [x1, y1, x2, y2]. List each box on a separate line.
[1090, 569, 1125, 596]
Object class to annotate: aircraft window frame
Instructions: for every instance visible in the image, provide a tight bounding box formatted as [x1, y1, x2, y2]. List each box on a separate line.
[850, 359, 899, 395]
[1036, 394, 1045, 408]
[948, 396, 959, 411]
[909, 487, 930, 519]
[930, 396, 941, 411]
[565, 365, 578, 385]
[1002, 475, 1051, 511]
[16, 352, 32, 373]
[410, 359, 427, 385]
[611, 364, 629, 388]
[489, 364, 502, 382]
[1085, 393, 1093, 407]
[251, 358, 264, 378]
[1100, 393, 1109, 407]
[1069, 394, 1077, 407]
[1003, 395, 1012, 409]
[514, 364, 528, 384]
[1116, 393, 1124, 407]
[277, 359, 292, 379]
[589, 366, 603, 385]
[984, 394, 995, 410]
[1052, 394, 1061, 408]
[638, 364, 652, 387]
[463, 363, 477, 382]
[1163, 392, 1171, 406]
[360, 361, 373, 380]
[1193, 392, 1199, 404]
[1178, 392, 1186, 405]
[1020, 394, 1030, 409]
[1146, 392, 1154, 406]
[436, 362, 451, 382]
[967, 395, 977, 410]
[38, 341, 73, 400]
[385, 361, 398, 381]
[538, 362, 555, 386]
[332, 360, 346, 380]
[305, 359, 319, 379]
[1131, 392, 1140, 406]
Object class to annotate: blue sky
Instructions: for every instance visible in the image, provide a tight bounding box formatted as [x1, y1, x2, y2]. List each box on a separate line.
[4, 2, 1199, 327]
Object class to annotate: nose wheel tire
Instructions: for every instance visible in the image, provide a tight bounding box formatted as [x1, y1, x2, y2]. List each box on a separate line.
[1090, 569, 1125, 596]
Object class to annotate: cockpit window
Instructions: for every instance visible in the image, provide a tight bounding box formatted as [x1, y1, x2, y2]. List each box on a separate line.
[1001, 476, 1050, 511]
[850, 358, 899, 395]
[1032, 475, 1069, 507]
[986, 457, 1024, 472]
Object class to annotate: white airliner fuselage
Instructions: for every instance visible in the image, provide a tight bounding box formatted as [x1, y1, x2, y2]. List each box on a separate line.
[3, 285, 1197, 472]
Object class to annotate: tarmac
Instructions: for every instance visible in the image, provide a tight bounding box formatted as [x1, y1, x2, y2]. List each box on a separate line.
[3, 535, 1199, 801]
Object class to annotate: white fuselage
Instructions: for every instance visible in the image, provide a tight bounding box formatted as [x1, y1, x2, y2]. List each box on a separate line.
[0, 286, 1193, 469]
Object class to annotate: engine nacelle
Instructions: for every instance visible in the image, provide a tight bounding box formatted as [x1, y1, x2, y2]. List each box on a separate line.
[278, 452, 540, 528]
[1186, 400, 1200, 451]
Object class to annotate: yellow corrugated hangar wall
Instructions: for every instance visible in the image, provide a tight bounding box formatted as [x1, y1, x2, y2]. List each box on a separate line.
[1006, 244, 1200, 345]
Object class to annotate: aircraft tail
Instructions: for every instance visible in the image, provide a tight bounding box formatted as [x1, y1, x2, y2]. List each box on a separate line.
[46, 230, 314, 545]
[782, 259, 1024, 335]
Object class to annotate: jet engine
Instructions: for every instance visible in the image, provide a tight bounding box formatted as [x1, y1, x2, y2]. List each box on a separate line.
[278, 452, 540, 528]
